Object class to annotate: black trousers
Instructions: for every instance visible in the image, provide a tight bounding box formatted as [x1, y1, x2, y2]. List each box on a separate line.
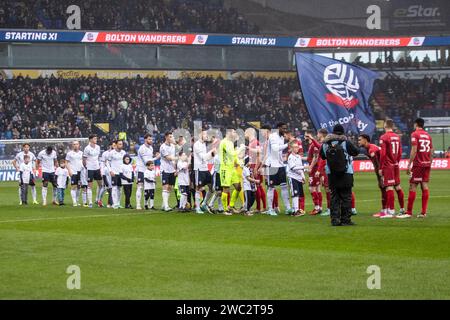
[245, 190, 255, 211]
[123, 184, 132, 207]
[330, 185, 353, 225]
[21, 183, 29, 204]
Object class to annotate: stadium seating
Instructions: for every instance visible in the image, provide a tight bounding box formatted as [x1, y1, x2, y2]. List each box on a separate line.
[0, 0, 258, 34]
[1, 74, 449, 150]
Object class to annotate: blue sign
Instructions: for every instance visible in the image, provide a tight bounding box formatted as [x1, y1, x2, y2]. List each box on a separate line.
[295, 52, 378, 136]
[0, 30, 85, 43]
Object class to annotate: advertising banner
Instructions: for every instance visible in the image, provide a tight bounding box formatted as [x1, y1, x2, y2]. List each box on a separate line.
[353, 158, 450, 172]
[2, 29, 450, 48]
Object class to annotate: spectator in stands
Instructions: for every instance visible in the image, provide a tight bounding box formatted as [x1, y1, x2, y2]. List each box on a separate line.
[0, 74, 310, 148]
[0, 0, 257, 34]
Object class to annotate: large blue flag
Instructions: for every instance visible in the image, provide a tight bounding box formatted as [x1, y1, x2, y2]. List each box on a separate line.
[295, 52, 379, 136]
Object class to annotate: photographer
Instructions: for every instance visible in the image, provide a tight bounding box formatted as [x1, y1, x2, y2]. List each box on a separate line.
[320, 125, 359, 226]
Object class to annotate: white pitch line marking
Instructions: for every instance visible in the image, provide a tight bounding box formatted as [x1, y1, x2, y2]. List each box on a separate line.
[0, 195, 449, 224]
[0, 212, 143, 224]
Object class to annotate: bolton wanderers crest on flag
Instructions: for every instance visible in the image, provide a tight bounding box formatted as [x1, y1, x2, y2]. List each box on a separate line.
[295, 52, 379, 136]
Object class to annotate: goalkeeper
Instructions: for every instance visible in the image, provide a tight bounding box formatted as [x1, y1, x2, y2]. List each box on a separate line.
[219, 127, 244, 215]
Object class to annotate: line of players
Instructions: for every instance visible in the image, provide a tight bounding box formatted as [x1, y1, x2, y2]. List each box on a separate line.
[13, 125, 339, 216]
[357, 118, 433, 218]
[13, 118, 432, 217]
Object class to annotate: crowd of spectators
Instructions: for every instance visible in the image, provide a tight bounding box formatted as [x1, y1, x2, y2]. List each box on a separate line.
[0, 74, 309, 148]
[348, 54, 450, 70]
[1, 73, 450, 154]
[0, 0, 258, 34]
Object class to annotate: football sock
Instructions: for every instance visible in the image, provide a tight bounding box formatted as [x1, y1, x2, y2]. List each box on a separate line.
[396, 189, 405, 209]
[71, 189, 77, 205]
[221, 192, 228, 211]
[42, 187, 48, 203]
[162, 190, 170, 209]
[195, 190, 202, 209]
[299, 196, 305, 211]
[381, 189, 387, 210]
[407, 190, 416, 214]
[136, 184, 143, 207]
[273, 189, 279, 208]
[422, 189, 429, 214]
[87, 187, 93, 204]
[386, 190, 395, 213]
[280, 184, 291, 210]
[267, 187, 274, 210]
[318, 191, 323, 208]
[230, 190, 239, 208]
[292, 196, 299, 211]
[239, 190, 245, 205]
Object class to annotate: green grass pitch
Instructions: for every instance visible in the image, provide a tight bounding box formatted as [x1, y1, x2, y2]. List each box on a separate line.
[0, 171, 449, 299]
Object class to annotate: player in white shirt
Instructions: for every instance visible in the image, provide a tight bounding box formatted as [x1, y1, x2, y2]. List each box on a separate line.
[37, 146, 58, 206]
[55, 160, 70, 205]
[19, 154, 34, 205]
[159, 132, 177, 211]
[65, 141, 84, 207]
[83, 134, 103, 208]
[143, 160, 156, 210]
[193, 130, 216, 214]
[135, 134, 160, 210]
[107, 140, 127, 209]
[120, 154, 134, 209]
[13, 143, 38, 205]
[177, 151, 191, 211]
[287, 141, 306, 216]
[243, 156, 260, 216]
[100, 141, 116, 208]
[265, 122, 294, 216]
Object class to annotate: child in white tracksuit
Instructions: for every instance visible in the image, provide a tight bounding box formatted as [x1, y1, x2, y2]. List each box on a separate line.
[177, 152, 190, 211]
[287, 142, 306, 216]
[19, 155, 34, 205]
[144, 160, 156, 210]
[55, 160, 70, 205]
[243, 156, 260, 216]
[120, 154, 134, 209]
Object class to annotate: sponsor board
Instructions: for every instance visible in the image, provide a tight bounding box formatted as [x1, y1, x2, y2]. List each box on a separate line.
[0, 159, 18, 182]
[390, 1, 449, 32]
[0, 69, 297, 80]
[1, 30, 450, 48]
[423, 117, 450, 127]
[295, 37, 424, 48]
[353, 158, 450, 172]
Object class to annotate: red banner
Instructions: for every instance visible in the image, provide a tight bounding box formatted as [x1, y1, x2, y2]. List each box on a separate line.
[353, 158, 450, 172]
[82, 32, 200, 45]
[295, 37, 425, 48]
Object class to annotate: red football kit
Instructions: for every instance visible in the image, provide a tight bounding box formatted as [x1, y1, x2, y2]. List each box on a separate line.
[379, 131, 402, 187]
[410, 129, 433, 183]
[307, 140, 321, 187]
[407, 128, 433, 216]
[366, 143, 387, 211]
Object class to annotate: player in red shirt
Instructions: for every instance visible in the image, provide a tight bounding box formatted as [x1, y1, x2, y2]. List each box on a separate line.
[358, 134, 387, 216]
[398, 118, 433, 218]
[245, 127, 266, 213]
[313, 129, 331, 216]
[305, 130, 322, 215]
[378, 119, 406, 218]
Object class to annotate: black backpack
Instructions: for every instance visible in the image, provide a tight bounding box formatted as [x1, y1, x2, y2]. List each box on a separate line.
[326, 141, 348, 174]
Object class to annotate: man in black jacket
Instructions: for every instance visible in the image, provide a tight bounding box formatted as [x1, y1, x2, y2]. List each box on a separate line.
[320, 125, 359, 226]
